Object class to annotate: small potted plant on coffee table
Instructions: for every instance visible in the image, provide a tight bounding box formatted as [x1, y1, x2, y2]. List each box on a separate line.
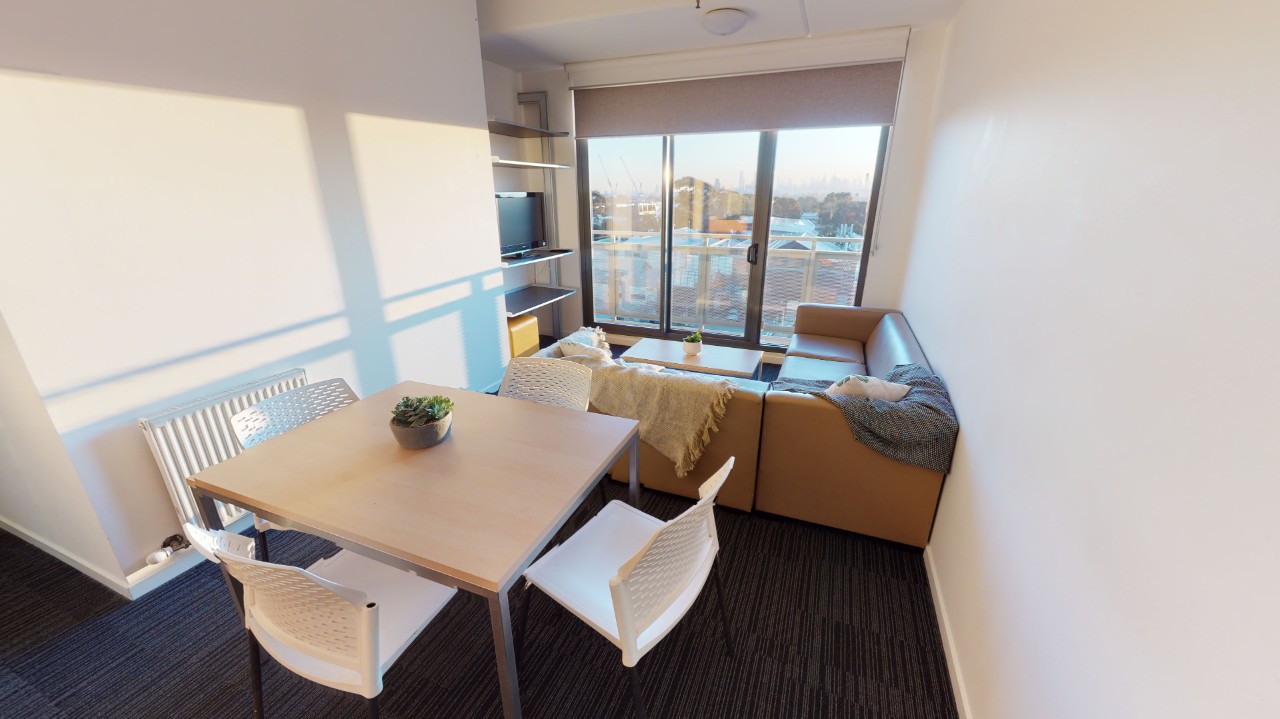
[389, 395, 454, 449]
[683, 330, 703, 356]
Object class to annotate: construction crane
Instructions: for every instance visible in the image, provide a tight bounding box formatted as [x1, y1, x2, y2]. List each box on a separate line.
[620, 156, 642, 197]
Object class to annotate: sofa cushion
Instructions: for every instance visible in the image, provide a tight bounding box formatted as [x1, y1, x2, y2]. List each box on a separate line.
[531, 326, 610, 359]
[778, 356, 866, 383]
[866, 313, 930, 377]
[787, 334, 866, 363]
[828, 374, 911, 401]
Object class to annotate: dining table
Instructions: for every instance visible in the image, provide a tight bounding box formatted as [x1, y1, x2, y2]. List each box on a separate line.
[188, 380, 641, 719]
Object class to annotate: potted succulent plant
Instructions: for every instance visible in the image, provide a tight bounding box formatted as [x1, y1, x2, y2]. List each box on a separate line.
[389, 395, 454, 449]
[682, 330, 703, 356]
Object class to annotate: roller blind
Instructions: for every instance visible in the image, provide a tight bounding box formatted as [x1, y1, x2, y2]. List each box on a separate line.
[573, 62, 903, 138]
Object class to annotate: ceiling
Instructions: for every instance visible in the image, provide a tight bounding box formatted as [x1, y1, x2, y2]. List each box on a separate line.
[477, 0, 961, 70]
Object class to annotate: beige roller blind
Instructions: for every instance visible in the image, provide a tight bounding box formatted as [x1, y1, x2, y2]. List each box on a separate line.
[573, 62, 903, 138]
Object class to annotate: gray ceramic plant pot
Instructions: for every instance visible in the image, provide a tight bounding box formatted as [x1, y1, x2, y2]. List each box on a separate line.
[389, 414, 452, 449]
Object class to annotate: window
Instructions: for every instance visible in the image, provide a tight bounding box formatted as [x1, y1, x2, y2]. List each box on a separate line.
[580, 125, 889, 347]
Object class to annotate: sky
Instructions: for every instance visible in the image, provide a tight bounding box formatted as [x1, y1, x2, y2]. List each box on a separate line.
[588, 126, 884, 203]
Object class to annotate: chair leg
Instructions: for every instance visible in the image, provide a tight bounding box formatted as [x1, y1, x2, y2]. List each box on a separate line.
[597, 476, 609, 508]
[517, 582, 533, 663]
[255, 526, 270, 563]
[366, 695, 380, 719]
[626, 664, 648, 719]
[247, 632, 265, 719]
[711, 562, 735, 656]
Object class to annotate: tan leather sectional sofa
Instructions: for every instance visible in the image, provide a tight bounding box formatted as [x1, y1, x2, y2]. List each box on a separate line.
[756, 304, 946, 548]
[534, 307, 947, 545]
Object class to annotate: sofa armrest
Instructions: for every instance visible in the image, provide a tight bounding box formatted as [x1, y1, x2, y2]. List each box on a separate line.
[756, 390, 945, 546]
[793, 304, 893, 343]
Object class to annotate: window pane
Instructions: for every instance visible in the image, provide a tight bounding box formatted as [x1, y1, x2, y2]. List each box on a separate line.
[760, 126, 883, 345]
[587, 137, 664, 329]
[669, 132, 759, 339]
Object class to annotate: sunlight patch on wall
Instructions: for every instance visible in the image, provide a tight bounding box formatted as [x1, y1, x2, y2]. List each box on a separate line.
[44, 317, 350, 432]
[390, 312, 469, 389]
[383, 281, 474, 324]
[345, 113, 502, 297]
[0, 70, 348, 433]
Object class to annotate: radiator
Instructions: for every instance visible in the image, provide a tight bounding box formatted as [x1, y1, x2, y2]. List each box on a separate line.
[139, 369, 307, 529]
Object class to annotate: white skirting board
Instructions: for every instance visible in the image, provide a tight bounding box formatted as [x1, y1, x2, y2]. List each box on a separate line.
[924, 544, 973, 719]
[0, 512, 254, 601]
[0, 514, 132, 598]
[124, 512, 253, 600]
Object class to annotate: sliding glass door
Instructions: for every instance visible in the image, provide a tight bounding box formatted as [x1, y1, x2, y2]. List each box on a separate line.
[760, 126, 887, 345]
[580, 125, 888, 348]
[668, 132, 760, 339]
[585, 137, 664, 330]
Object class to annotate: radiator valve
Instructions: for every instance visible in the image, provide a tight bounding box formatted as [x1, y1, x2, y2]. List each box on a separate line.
[145, 533, 190, 565]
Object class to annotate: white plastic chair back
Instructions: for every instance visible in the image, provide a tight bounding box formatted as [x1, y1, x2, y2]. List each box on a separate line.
[182, 522, 255, 564]
[610, 456, 734, 664]
[498, 357, 593, 411]
[217, 549, 381, 698]
[232, 378, 359, 449]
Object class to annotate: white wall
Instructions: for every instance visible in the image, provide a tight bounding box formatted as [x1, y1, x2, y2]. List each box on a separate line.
[0, 312, 126, 590]
[859, 26, 948, 308]
[902, 1, 1280, 717]
[0, 0, 507, 580]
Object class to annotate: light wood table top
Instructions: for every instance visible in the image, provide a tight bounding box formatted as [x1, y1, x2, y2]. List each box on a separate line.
[621, 337, 764, 379]
[190, 381, 639, 593]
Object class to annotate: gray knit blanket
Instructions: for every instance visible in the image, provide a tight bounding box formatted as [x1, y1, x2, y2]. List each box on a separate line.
[772, 364, 959, 473]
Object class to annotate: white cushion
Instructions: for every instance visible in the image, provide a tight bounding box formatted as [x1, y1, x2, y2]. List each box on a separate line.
[557, 339, 612, 360]
[828, 374, 911, 401]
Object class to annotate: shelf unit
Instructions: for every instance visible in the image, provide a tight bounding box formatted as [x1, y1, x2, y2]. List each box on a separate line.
[504, 285, 578, 317]
[492, 158, 571, 170]
[490, 92, 575, 337]
[500, 248, 575, 269]
[488, 119, 569, 139]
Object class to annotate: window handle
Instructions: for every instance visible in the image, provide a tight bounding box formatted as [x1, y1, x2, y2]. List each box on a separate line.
[747, 243, 759, 265]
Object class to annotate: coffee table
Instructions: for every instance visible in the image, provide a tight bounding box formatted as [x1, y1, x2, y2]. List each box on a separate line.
[621, 337, 764, 379]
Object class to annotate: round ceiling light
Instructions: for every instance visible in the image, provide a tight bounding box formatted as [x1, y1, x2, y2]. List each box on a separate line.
[700, 8, 749, 36]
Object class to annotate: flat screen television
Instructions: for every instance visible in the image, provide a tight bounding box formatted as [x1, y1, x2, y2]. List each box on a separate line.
[496, 192, 546, 256]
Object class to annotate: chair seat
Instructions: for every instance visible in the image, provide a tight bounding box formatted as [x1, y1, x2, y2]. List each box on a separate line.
[524, 501, 663, 643]
[252, 550, 457, 691]
[310, 551, 457, 670]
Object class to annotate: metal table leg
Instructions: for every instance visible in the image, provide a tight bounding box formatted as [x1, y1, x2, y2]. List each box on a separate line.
[489, 589, 522, 719]
[627, 432, 640, 506]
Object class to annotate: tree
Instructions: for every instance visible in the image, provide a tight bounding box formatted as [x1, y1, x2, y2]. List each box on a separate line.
[672, 175, 712, 231]
[817, 192, 867, 237]
[772, 196, 803, 219]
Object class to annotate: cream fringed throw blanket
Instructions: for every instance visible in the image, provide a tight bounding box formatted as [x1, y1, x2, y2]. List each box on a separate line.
[559, 348, 735, 477]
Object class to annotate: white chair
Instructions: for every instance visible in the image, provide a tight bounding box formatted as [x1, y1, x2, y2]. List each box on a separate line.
[498, 357, 593, 411]
[499, 356, 610, 507]
[230, 378, 359, 562]
[518, 457, 736, 719]
[231, 378, 359, 449]
[183, 523, 456, 719]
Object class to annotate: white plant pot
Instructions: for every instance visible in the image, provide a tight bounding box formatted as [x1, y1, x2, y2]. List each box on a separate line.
[683, 341, 703, 356]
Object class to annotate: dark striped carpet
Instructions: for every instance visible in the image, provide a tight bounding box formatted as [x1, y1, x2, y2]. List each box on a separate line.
[0, 485, 956, 718]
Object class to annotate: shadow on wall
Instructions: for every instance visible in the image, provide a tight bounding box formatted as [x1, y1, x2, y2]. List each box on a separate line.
[0, 68, 508, 576]
[48, 266, 509, 576]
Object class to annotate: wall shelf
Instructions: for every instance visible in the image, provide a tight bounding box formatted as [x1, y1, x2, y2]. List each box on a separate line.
[500, 248, 575, 269]
[504, 285, 577, 317]
[492, 158, 571, 170]
[488, 119, 570, 139]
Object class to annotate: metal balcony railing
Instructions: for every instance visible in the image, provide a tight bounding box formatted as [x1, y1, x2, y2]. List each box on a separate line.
[589, 230, 862, 343]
